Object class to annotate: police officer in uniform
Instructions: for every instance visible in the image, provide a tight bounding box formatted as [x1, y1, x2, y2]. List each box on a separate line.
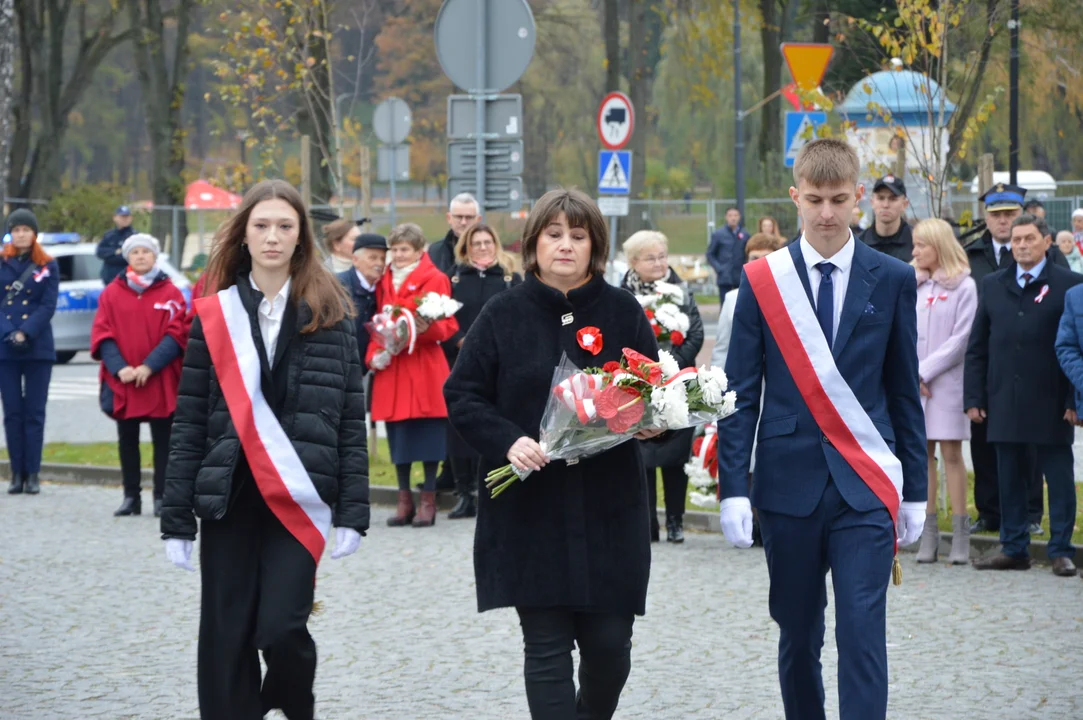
[859, 175, 914, 263]
[963, 184, 1067, 535]
[2, 209, 60, 495]
[96, 205, 136, 284]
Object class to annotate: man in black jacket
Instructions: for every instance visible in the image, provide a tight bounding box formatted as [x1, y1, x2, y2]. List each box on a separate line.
[706, 206, 749, 296]
[427, 192, 479, 274]
[96, 206, 135, 283]
[336, 233, 387, 362]
[963, 184, 1065, 535]
[858, 175, 913, 263]
[964, 214, 1082, 576]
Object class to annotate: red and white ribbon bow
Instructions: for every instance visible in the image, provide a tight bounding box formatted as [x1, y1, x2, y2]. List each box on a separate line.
[1035, 284, 1050, 304]
[552, 372, 606, 423]
[926, 293, 949, 307]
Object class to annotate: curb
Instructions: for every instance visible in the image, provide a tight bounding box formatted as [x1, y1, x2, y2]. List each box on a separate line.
[6, 461, 1076, 564]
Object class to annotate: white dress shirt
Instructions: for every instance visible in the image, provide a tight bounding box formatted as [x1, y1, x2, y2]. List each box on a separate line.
[1016, 257, 1046, 288]
[249, 274, 292, 366]
[799, 234, 855, 343]
[354, 269, 376, 293]
[993, 240, 1011, 266]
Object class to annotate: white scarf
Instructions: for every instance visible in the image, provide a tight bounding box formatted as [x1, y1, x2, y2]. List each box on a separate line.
[391, 260, 419, 292]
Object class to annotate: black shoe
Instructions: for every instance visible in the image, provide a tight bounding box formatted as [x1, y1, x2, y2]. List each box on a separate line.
[23, 473, 39, 495]
[113, 497, 141, 516]
[969, 516, 999, 534]
[153, 498, 163, 518]
[666, 517, 685, 543]
[7, 474, 24, 494]
[448, 493, 477, 519]
[1029, 522, 1044, 536]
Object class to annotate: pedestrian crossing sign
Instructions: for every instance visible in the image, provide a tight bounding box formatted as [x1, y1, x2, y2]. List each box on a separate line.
[784, 111, 828, 167]
[598, 150, 632, 195]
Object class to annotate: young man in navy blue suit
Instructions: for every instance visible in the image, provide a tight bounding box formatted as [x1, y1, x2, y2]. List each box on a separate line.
[717, 138, 927, 720]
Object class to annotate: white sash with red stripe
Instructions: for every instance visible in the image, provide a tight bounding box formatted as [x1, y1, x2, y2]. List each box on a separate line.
[745, 247, 903, 540]
[195, 286, 331, 564]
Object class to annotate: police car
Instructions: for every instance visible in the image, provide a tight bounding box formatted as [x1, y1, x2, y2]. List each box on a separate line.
[40, 233, 192, 363]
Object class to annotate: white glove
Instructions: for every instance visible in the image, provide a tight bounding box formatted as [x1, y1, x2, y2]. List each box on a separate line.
[719, 496, 754, 549]
[330, 527, 362, 560]
[896, 501, 927, 547]
[370, 350, 391, 371]
[164, 538, 195, 572]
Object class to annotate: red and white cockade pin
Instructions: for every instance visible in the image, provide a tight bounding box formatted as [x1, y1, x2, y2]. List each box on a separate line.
[926, 293, 949, 307]
[576, 326, 603, 356]
[32, 266, 50, 283]
[1035, 284, 1050, 303]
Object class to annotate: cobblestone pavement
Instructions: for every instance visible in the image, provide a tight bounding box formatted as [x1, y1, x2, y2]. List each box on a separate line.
[2, 484, 1082, 720]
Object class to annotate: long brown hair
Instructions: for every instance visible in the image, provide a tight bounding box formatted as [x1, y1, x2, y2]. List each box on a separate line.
[203, 179, 353, 333]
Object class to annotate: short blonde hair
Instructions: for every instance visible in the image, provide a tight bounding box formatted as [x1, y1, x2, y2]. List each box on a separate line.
[912, 218, 968, 278]
[622, 230, 668, 263]
[388, 223, 426, 251]
[793, 138, 860, 187]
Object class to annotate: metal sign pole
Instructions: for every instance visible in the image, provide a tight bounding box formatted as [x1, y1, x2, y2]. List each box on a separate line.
[389, 145, 397, 229]
[474, 0, 487, 216]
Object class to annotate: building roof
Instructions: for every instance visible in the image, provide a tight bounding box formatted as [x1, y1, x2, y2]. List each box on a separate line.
[839, 69, 956, 127]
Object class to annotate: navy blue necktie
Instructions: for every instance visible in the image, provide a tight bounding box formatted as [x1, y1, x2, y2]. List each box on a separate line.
[816, 262, 836, 347]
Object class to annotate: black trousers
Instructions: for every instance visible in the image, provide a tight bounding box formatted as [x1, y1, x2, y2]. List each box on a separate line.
[450, 453, 479, 496]
[970, 421, 1044, 525]
[197, 479, 317, 720]
[646, 465, 688, 524]
[116, 415, 172, 499]
[516, 608, 634, 720]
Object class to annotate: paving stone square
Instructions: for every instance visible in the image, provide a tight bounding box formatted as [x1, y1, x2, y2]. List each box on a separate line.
[2, 484, 1081, 719]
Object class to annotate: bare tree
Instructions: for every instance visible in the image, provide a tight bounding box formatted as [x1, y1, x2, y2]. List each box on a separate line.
[0, 0, 15, 200]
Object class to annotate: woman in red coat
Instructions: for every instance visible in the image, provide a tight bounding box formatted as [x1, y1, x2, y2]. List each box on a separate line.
[366, 223, 459, 527]
[91, 233, 189, 517]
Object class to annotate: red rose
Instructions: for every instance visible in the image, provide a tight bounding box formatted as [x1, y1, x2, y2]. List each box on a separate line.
[602, 361, 622, 374]
[645, 308, 655, 320]
[577, 326, 603, 356]
[670, 330, 685, 345]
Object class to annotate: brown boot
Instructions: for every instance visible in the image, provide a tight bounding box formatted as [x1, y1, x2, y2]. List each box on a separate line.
[412, 491, 437, 527]
[387, 490, 415, 527]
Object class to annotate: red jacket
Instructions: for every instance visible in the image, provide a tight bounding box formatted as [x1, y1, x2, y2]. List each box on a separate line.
[366, 253, 459, 422]
[90, 275, 190, 420]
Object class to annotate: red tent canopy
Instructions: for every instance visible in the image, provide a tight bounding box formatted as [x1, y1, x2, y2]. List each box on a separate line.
[185, 180, 242, 210]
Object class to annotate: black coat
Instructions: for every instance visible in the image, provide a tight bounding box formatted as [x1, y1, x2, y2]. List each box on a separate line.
[427, 229, 457, 274]
[445, 262, 522, 458]
[160, 274, 370, 540]
[444, 273, 659, 615]
[964, 262, 1083, 445]
[859, 222, 914, 264]
[95, 226, 135, 284]
[620, 267, 704, 467]
[964, 229, 1069, 293]
[337, 268, 379, 361]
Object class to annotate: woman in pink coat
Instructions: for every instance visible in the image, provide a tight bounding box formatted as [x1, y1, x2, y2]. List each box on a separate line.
[912, 218, 978, 565]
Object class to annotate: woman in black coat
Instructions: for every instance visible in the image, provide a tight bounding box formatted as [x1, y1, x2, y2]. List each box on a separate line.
[620, 230, 705, 543]
[160, 180, 369, 720]
[444, 222, 522, 519]
[445, 189, 660, 720]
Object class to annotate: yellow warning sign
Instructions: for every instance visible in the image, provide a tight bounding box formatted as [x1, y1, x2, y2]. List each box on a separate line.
[782, 43, 834, 93]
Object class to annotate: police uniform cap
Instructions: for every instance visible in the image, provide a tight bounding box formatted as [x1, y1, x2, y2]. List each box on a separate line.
[873, 175, 907, 197]
[979, 183, 1026, 212]
[353, 233, 388, 253]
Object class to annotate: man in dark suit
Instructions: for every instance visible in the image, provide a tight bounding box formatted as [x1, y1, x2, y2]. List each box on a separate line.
[965, 214, 1081, 576]
[718, 138, 926, 719]
[707, 206, 750, 296]
[427, 193, 479, 274]
[859, 175, 913, 263]
[336, 233, 387, 362]
[963, 184, 1063, 535]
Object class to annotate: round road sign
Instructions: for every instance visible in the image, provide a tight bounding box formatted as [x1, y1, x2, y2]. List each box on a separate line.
[597, 92, 634, 150]
[373, 97, 412, 145]
[435, 0, 536, 93]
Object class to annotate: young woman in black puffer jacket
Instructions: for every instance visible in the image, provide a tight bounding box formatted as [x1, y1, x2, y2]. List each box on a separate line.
[160, 179, 369, 720]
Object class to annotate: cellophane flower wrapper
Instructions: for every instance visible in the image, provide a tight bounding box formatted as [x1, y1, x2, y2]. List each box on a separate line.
[363, 310, 412, 356]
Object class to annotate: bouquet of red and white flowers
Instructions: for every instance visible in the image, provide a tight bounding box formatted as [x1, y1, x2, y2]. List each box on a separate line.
[634, 281, 691, 346]
[484, 347, 736, 498]
[365, 292, 462, 356]
[685, 423, 720, 507]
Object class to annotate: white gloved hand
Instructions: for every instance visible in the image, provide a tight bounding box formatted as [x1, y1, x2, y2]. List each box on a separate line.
[719, 496, 754, 549]
[896, 501, 927, 547]
[330, 527, 362, 560]
[164, 538, 195, 572]
[370, 351, 391, 371]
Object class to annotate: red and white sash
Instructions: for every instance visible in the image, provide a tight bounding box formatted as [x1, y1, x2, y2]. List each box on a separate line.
[745, 248, 903, 544]
[195, 286, 331, 564]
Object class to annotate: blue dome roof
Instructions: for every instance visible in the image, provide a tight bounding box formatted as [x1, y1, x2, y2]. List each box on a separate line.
[839, 70, 956, 127]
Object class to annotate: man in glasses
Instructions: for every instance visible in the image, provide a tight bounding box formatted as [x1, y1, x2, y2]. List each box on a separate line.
[428, 193, 481, 274]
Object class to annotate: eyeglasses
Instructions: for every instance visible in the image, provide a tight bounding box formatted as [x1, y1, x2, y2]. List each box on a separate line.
[451, 214, 477, 223]
[470, 239, 496, 248]
[640, 254, 668, 264]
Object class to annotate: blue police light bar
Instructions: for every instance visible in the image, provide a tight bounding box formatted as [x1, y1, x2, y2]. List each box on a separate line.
[38, 232, 81, 244]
